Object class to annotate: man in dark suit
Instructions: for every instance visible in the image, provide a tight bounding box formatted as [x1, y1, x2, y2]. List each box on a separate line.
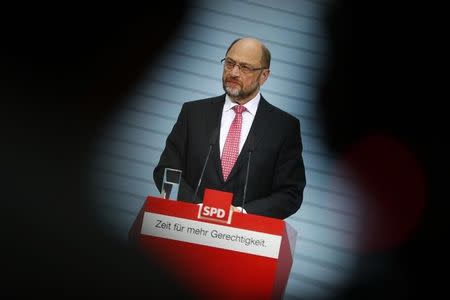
[154, 37, 306, 219]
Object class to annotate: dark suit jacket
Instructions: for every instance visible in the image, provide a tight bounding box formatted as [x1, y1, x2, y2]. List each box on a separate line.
[154, 94, 306, 219]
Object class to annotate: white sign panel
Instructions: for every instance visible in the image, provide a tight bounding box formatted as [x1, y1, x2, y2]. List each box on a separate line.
[141, 212, 282, 259]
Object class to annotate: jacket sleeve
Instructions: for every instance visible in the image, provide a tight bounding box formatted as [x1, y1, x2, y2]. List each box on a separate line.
[153, 103, 200, 203]
[244, 119, 306, 219]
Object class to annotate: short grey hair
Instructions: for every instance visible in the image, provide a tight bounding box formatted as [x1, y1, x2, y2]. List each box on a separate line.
[225, 38, 271, 69]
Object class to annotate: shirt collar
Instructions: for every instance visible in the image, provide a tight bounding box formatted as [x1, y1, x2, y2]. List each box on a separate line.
[224, 93, 261, 116]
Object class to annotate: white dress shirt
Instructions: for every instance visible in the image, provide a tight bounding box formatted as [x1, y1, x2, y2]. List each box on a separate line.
[219, 93, 261, 157]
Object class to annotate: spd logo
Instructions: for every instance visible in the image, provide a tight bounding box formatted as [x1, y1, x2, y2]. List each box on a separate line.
[198, 188, 233, 224]
[201, 206, 226, 219]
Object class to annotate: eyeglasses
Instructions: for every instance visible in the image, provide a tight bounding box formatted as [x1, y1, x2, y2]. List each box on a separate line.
[221, 58, 267, 74]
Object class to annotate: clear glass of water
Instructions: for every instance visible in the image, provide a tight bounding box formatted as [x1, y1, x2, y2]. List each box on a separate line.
[161, 168, 182, 200]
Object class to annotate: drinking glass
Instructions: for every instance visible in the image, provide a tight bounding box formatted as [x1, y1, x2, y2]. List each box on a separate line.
[161, 168, 182, 200]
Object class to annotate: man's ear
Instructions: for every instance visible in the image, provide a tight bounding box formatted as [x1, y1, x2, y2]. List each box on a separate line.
[259, 69, 270, 86]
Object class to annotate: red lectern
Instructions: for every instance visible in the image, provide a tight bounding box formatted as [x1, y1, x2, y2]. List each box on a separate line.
[129, 189, 297, 300]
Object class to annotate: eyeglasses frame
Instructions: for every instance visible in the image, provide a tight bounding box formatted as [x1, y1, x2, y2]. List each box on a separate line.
[221, 57, 268, 74]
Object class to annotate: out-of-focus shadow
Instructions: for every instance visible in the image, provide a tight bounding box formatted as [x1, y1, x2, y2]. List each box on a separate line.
[319, 1, 446, 299]
[0, 3, 195, 298]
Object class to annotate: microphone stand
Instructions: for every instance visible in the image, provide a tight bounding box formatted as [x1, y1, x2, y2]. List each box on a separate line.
[241, 150, 252, 211]
[192, 128, 219, 202]
[193, 144, 213, 202]
[241, 134, 255, 211]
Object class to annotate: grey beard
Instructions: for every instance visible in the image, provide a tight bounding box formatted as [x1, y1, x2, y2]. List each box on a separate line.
[224, 85, 240, 98]
[223, 83, 259, 101]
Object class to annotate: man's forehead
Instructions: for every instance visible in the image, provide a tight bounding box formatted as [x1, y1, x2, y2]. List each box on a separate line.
[227, 40, 262, 64]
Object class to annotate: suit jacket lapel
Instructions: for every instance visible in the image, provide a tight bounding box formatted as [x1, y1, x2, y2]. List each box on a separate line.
[206, 95, 226, 182]
[225, 96, 273, 182]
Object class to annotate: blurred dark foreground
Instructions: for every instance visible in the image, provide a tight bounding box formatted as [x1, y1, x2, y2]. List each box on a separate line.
[1, 1, 448, 299]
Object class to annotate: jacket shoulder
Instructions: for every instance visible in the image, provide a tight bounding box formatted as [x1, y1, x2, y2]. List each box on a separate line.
[263, 99, 300, 125]
[183, 95, 225, 108]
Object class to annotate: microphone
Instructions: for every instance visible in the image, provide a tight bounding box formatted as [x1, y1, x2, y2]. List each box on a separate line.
[192, 127, 219, 202]
[241, 134, 256, 211]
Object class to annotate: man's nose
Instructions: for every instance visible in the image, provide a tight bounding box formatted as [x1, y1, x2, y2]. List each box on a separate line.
[230, 64, 241, 76]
